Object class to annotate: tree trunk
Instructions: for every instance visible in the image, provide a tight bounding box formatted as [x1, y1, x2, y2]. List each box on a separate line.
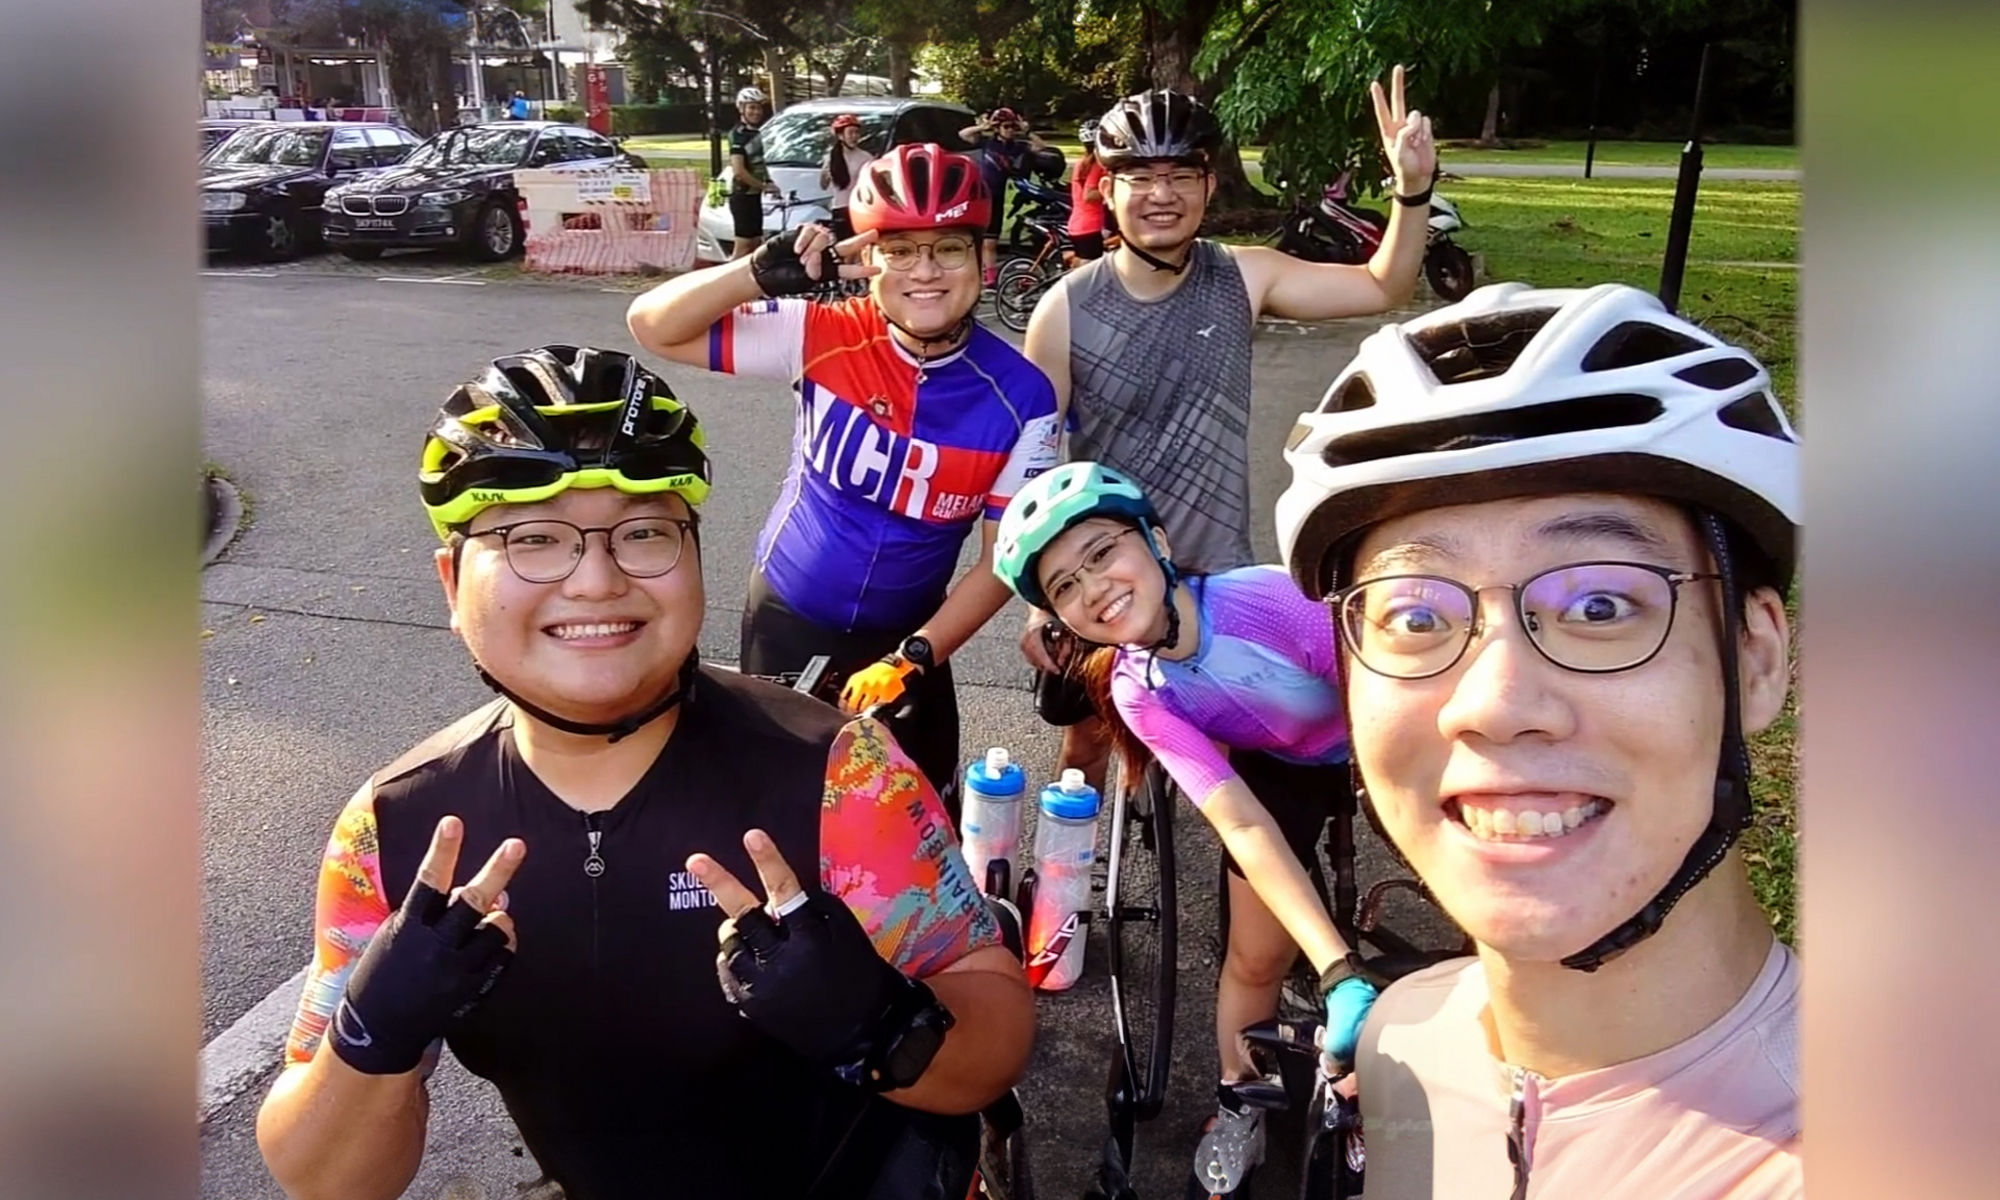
[1479, 80, 1501, 147]
[1147, 0, 1259, 208]
[761, 45, 786, 109]
[887, 39, 912, 97]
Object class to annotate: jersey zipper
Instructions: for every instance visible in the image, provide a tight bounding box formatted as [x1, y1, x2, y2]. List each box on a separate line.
[1505, 1064, 1533, 1200]
[582, 812, 605, 977]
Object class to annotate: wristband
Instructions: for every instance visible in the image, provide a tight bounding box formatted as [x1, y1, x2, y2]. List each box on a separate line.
[1394, 178, 1435, 207]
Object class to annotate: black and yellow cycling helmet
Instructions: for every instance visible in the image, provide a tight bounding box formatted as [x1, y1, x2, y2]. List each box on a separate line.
[419, 345, 711, 541]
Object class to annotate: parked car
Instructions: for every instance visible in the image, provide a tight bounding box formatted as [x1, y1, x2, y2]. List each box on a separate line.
[202, 122, 420, 261]
[201, 118, 270, 157]
[693, 96, 977, 262]
[319, 121, 644, 262]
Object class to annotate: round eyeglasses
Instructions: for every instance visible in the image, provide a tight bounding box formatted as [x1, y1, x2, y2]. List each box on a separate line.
[1330, 561, 1721, 680]
[467, 516, 694, 584]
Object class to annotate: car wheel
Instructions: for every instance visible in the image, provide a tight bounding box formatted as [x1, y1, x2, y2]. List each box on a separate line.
[253, 211, 301, 262]
[468, 201, 521, 262]
[339, 246, 385, 261]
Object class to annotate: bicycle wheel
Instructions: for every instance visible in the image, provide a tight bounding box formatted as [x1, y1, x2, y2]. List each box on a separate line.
[976, 1115, 1035, 1200]
[1105, 758, 1178, 1121]
[993, 259, 1050, 333]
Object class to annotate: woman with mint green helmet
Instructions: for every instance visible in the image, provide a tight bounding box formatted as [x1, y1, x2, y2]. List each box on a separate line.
[995, 462, 1374, 1199]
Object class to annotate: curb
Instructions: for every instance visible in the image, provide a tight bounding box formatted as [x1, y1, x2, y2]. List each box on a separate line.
[204, 475, 243, 567]
[199, 966, 306, 1123]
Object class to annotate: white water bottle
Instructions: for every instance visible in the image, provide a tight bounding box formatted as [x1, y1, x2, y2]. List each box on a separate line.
[959, 748, 1027, 897]
[1027, 769, 1100, 992]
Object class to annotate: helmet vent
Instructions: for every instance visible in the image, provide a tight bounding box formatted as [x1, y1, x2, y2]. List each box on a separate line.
[1581, 321, 1709, 372]
[1717, 391, 1796, 442]
[1319, 394, 1665, 468]
[1410, 308, 1559, 384]
[1319, 374, 1377, 413]
[1673, 356, 1760, 391]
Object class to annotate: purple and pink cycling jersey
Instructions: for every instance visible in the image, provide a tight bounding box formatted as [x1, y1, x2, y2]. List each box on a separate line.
[1109, 566, 1349, 805]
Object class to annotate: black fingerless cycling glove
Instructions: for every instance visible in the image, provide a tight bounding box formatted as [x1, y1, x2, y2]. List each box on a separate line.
[749, 232, 842, 297]
[716, 890, 930, 1078]
[328, 880, 512, 1076]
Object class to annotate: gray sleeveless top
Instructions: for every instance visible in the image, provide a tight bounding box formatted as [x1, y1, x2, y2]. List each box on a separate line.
[1066, 240, 1255, 574]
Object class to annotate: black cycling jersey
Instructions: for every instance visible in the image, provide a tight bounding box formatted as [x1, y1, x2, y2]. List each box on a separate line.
[358, 666, 974, 1199]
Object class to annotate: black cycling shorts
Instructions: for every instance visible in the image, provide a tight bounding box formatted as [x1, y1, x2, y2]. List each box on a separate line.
[729, 191, 764, 241]
[740, 569, 962, 819]
[1219, 750, 1356, 880]
[1070, 231, 1105, 260]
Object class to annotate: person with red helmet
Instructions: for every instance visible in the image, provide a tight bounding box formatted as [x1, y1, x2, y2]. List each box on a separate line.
[628, 143, 1061, 803]
[819, 113, 876, 240]
[958, 106, 1055, 286]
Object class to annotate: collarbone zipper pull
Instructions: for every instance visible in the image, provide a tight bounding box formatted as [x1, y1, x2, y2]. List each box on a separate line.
[583, 814, 606, 878]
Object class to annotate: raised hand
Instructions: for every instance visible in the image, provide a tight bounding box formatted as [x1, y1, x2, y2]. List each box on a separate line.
[1370, 64, 1436, 193]
[688, 829, 919, 1076]
[327, 816, 524, 1076]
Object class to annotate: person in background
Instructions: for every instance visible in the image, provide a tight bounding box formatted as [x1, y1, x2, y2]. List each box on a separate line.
[957, 106, 1051, 287]
[509, 90, 531, 121]
[1066, 120, 1110, 262]
[819, 113, 876, 241]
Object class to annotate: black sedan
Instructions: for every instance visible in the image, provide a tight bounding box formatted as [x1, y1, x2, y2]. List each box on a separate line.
[319, 122, 645, 262]
[202, 122, 421, 261]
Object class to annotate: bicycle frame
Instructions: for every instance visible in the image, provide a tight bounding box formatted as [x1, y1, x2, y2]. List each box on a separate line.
[1097, 760, 1177, 1195]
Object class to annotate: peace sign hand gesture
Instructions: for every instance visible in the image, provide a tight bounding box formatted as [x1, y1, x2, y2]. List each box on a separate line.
[1371, 64, 1436, 194]
[689, 829, 915, 1072]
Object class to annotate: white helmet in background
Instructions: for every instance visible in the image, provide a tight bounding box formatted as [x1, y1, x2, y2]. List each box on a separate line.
[1276, 280, 1798, 601]
[735, 86, 767, 105]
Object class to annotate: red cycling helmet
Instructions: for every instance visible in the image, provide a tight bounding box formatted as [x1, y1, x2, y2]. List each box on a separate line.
[849, 142, 991, 234]
[830, 113, 860, 131]
[989, 107, 1021, 125]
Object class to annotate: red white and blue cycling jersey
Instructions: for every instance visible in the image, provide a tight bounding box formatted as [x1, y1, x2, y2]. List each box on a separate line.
[708, 296, 1061, 631]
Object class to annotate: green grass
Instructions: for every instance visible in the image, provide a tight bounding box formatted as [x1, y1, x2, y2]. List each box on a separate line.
[1451, 177, 1798, 402]
[1442, 139, 1798, 171]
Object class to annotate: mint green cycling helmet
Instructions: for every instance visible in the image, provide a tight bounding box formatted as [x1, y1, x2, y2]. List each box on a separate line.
[994, 462, 1173, 612]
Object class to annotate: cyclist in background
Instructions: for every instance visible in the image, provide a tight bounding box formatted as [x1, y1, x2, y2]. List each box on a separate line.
[727, 86, 778, 260]
[819, 113, 875, 240]
[1066, 120, 1109, 262]
[994, 462, 1377, 1198]
[627, 144, 1061, 800]
[959, 106, 1052, 287]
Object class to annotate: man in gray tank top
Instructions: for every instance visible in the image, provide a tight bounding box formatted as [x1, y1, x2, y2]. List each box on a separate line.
[1020, 78, 1437, 763]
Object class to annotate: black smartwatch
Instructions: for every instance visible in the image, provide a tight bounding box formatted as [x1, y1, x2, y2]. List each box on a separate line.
[896, 634, 936, 673]
[840, 978, 956, 1092]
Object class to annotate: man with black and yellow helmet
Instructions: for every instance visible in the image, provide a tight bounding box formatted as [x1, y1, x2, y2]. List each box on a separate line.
[256, 346, 1032, 1200]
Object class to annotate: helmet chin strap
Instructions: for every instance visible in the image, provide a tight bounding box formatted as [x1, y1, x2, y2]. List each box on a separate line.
[1123, 239, 1194, 275]
[882, 308, 974, 381]
[477, 651, 700, 744]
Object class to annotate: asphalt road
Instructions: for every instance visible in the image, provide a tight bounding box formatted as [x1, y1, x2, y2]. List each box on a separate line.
[198, 269, 1456, 1200]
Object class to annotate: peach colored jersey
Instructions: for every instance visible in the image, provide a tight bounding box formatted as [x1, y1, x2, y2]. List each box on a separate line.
[1357, 941, 1800, 1199]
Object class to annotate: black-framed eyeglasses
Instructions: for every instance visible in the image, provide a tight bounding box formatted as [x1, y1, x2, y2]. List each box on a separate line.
[467, 516, 695, 584]
[1110, 166, 1207, 195]
[1329, 561, 1722, 680]
[1045, 526, 1139, 610]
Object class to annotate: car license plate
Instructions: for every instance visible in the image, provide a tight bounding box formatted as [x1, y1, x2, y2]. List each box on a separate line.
[354, 217, 397, 229]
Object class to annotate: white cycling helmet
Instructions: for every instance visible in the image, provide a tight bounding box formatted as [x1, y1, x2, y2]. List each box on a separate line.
[1277, 281, 1799, 600]
[735, 86, 767, 105]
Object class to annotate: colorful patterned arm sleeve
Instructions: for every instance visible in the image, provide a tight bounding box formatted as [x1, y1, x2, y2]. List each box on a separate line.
[283, 786, 393, 1066]
[819, 716, 1001, 978]
[1111, 667, 1238, 807]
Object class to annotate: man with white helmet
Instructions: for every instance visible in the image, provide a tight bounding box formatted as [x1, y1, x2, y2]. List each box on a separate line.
[727, 85, 778, 260]
[1277, 282, 1801, 1198]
